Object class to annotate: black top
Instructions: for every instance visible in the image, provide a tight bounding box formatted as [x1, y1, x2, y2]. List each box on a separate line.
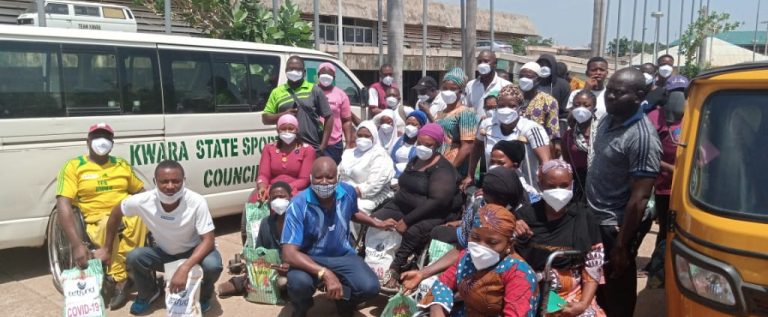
[394, 156, 463, 225]
[644, 87, 667, 110]
[255, 215, 282, 258]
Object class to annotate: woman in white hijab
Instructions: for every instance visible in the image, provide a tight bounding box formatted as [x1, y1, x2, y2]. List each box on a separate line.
[373, 109, 400, 152]
[339, 120, 396, 215]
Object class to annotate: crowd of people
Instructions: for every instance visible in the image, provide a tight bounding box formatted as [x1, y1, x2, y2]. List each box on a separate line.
[55, 50, 686, 317]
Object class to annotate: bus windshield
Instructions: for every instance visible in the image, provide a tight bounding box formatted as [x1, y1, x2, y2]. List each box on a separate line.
[690, 91, 768, 220]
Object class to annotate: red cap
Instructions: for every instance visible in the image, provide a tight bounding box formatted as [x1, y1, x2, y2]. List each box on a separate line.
[88, 122, 114, 135]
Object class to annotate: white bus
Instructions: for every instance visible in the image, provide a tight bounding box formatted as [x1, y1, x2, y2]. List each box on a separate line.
[17, 0, 138, 33]
[0, 26, 367, 250]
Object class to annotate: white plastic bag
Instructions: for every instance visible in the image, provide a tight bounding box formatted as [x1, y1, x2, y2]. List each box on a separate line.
[364, 228, 402, 281]
[164, 259, 204, 317]
[413, 275, 438, 303]
[61, 259, 106, 317]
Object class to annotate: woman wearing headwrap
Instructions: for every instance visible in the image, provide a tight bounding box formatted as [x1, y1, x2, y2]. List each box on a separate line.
[434, 67, 477, 177]
[419, 171, 538, 317]
[463, 84, 551, 194]
[373, 109, 400, 152]
[373, 123, 464, 291]
[316, 62, 355, 163]
[515, 159, 606, 317]
[338, 120, 395, 216]
[391, 110, 428, 178]
[254, 114, 316, 201]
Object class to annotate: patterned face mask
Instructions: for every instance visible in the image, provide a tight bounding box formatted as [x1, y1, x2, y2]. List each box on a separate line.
[311, 182, 336, 199]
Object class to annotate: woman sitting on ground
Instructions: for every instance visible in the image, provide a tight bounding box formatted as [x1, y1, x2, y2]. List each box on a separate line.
[515, 159, 606, 317]
[254, 114, 316, 200]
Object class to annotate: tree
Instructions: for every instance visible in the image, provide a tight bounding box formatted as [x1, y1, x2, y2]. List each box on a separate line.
[608, 37, 664, 56]
[526, 36, 554, 47]
[678, 9, 742, 78]
[509, 38, 526, 55]
[133, 0, 313, 47]
[507, 36, 554, 55]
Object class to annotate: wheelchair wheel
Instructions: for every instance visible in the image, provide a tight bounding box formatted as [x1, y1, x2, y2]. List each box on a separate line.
[47, 209, 88, 293]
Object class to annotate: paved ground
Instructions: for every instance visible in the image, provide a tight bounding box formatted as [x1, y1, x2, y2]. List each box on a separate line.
[0, 214, 666, 316]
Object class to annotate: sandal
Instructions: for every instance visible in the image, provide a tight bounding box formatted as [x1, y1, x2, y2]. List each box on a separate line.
[217, 276, 247, 298]
[380, 269, 400, 293]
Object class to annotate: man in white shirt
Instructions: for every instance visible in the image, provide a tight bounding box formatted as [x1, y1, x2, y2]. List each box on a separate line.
[95, 160, 222, 315]
[464, 50, 512, 120]
[566, 56, 609, 119]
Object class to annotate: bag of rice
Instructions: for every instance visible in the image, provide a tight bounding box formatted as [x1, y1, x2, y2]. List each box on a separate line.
[164, 259, 204, 317]
[244, 202, 270, 249]
[61, 259, 106, 317]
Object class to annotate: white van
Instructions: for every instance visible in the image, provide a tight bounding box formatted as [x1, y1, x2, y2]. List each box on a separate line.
[0, 26, 367, 250]
[17, 0, 138, 33]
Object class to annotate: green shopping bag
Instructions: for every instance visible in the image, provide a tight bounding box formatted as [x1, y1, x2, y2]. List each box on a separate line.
[545, 289, 568, 313]
[427, 239, 454, 266]
[243, 246, 283, 305]
[381, 292, 418, 317]
[244, 202, 271, 249]
[61, 259, 106, 317]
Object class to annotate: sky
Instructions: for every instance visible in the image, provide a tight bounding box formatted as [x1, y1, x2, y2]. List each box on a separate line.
[435, 0, 764, 48]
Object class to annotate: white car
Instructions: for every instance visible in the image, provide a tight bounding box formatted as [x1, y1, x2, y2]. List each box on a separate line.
[17, 0, 137, 33]
[476, 40, 513, 52]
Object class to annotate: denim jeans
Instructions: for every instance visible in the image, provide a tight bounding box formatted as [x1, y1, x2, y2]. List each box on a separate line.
[286, 254, 379, 317]
[322, 141, 345, 165]
[126, 246, 223, 302]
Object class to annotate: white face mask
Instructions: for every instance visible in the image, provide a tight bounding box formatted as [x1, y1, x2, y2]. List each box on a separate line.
[382, 75, 394, 86]
[286, 70, 304, 82]
[485, 109, 495, 119]
[404, 125, 419, 138]
[270, 198, 290, 215]
[477, 63, 492, 75]
[90, 137, 113, 156]
[488, 164, 500, 170]
[541, 188, 574, 212]
[318, 74, 334, 87]
[355, 137, 373, 152]
[157, 187, 185, 205]
[379, 123, 394, 134]
[495, 107, 519, 125]
[386, 96, 400, 109]
[518, 77, 535, 92]
[468, 241, 501, 270]
[415, 145, 434, 160]
[279, 132, 297, 144]
[658, 65, 674, 78]
[643, 72, 654, 86]
[441, 90, 458, 105]
[572, 107, 594, 124]
[539, 66, 552, 78]
[417, 94, 430, 103]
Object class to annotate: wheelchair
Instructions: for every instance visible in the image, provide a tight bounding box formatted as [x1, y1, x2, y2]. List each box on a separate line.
[47, 206, 155, 294]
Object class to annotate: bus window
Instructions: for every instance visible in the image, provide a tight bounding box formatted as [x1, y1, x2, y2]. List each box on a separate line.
[0, 41, 63, 118]
[74, 5, 100, 17]
[247, 54, 280, 111]
[211, 53, 249, 112]
[119, 48, 161, 114]
[61, 46, 120, 116]
[160, 50, 213, 113]
[45, 3, 69, 14]
[102, 7, 126, 19]
[305, 59, 360, 106]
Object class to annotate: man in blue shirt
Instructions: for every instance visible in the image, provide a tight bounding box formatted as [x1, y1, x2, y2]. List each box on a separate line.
[281, 157, 396, 317]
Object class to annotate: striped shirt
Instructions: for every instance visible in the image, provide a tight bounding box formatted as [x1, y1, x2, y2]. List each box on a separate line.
[264, 80, 332, 147]
[586, 109, 662, 226]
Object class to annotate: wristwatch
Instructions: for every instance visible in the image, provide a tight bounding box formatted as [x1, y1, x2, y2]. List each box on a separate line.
[317, 268, 326, 280]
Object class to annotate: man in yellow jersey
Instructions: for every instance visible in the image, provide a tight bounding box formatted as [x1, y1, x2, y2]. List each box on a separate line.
[56, 123, 147, 310]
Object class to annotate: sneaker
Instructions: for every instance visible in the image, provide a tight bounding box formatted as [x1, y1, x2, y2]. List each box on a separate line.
[200, 300, 212, 314]
[130, 288, 161, 316]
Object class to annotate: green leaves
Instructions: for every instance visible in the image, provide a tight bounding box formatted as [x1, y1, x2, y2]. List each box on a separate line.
[678, 9, 743, 78]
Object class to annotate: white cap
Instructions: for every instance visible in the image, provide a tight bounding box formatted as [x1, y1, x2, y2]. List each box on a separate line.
[521, 62, 542, 76]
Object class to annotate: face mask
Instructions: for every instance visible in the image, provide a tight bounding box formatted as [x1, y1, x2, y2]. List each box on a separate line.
[379, 123, 394, 134]
[540, 66, 552, 78]
[417, 94, 430, 103]
[572, 107, 594, 124]
[157, 187, 185, 205]
[658, 65, 674, 78]
[485, 109, 495, 119]
[404, 125, 419, 138]
[468, 241, 501, 270]
[415, 145, 434, 160]
[355, 137, 373, 151]
[90, 137, 113, 156]
[541, 188, 574, 212]
[488, 164, 500, 170]
[270, 198, 290, 215]
[386, 96, 400, 109]
[643, 73, 654, 86]
[311, 182, 336, 199]
[495, 107, 519, 125]
[279, 132, 297, 144]
[318, 74, 334, 87]
[518, 77, 535, 92]
[441, 90, 458, 105]
[286, 70, 304, 82]
[382, 75, 394, 86]
[477, 63, 492, 75]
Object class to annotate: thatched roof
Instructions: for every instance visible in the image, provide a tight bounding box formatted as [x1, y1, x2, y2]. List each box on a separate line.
[268, 0, 538, 36]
